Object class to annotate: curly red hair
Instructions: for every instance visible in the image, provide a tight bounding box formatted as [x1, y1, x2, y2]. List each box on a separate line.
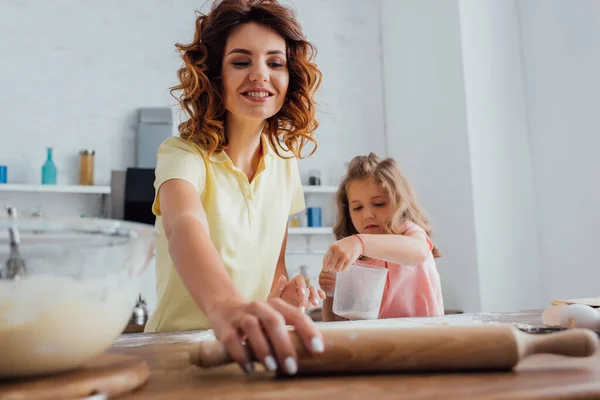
[170, 0, 322, 158]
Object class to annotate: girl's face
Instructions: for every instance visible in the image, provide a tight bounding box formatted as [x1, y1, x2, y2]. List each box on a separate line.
[346, 179, 394, 235]
[221, 22, 289, 123]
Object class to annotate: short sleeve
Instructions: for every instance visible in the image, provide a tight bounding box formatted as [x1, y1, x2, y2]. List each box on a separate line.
[152, 137, 207, 216]
[289, 157, 306, 215]
[405, 222, 434, 251]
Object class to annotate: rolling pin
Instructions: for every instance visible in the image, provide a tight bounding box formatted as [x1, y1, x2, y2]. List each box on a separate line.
[189, 324, 599, 374]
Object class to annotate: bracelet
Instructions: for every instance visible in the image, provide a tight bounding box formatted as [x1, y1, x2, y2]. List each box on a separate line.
[353, 234, 366, 255]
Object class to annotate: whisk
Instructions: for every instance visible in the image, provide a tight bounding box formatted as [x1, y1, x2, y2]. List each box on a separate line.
[2, 205, 27, 280]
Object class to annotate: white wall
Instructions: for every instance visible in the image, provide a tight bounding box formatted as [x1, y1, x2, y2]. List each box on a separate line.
[0, 0, 386, 313]
[0, 0, 385, 188]
[380, 0, 481, 312]
[518, 0, 600, 304]
[283, 0, 387, 288]
[458, 0, 541, 311]
[381, 0, 598, 313]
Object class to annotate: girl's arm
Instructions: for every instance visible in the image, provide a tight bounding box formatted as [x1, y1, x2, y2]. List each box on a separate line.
[323, 231, 431, 272]
[360, 231, 431, 266]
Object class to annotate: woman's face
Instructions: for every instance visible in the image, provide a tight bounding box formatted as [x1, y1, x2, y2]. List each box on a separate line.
[222, 22, 289, 123]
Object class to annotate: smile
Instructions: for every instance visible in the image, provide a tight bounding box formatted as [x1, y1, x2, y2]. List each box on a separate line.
[242, 91, 273, 98]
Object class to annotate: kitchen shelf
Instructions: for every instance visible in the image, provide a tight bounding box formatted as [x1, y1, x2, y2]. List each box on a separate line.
[286, 249, 327, 255]
[288, 227, 333, 235]
[302, 185, 337, 194]
[0, 184, 111, 194]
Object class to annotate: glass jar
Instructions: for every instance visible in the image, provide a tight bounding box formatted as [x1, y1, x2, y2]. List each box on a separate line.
[308, 169, 321, 186]
[79, 150, 95, 186]
[289, 215, 301, 227]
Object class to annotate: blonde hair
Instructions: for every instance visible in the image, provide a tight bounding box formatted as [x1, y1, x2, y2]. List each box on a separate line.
[333, 153, 441, 258]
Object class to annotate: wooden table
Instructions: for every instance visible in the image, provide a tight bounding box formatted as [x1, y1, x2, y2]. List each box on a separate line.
[110, 310, 600, 399]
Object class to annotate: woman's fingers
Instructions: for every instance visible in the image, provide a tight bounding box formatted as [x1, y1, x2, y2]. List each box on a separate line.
[248, 300, 299, 375]
[271, 275, 287, 298]
[228, 298, 326, 377]
[270, 298, 325, 357]
[308, 286, 320, 306]
[239, 313, 277, 373]
[291, 275, 309, 311]
[220, 327, 253, 374]
[293, 274, 308, 297]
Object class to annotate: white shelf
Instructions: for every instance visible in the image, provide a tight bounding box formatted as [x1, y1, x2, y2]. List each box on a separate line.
[0, 184, 111, 194]
[302, 185, 337, 194]
[289, 227, 333, 235]
[286, 249, 327, 255]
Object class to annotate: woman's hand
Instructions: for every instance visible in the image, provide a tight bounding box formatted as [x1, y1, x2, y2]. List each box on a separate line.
[270, 274, 325, 311]
[318, 270, 337, 297]
[207, 297, 324, 376]
[322, 235, 363, 272]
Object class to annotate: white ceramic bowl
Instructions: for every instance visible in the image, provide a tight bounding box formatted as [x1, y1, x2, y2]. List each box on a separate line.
[0, 216, 154, 378]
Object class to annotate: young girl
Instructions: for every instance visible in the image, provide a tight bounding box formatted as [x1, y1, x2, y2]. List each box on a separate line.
[319, 153, 443, 321]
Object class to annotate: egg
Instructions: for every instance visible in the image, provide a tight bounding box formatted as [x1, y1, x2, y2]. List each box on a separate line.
[542, 304, 567, 326]
[559, 304, 600, 329]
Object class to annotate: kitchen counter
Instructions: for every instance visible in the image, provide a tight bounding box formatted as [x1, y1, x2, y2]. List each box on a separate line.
[110, 310, 600, 399]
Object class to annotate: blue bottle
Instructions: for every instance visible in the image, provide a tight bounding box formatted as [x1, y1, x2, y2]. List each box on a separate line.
[41, 147, 57, 185]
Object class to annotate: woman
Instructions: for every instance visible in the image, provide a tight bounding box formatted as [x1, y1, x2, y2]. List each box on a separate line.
[144, 0, 325, 376]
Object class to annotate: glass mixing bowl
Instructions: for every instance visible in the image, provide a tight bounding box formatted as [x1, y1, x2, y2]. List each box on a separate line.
[0, 216, 155, 378]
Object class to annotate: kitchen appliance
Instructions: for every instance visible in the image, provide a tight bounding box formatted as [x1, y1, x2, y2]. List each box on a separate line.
[135, 107, 173, 169]
[130, 294, 149, 326]
[110, 106, 172, 226]
[109, 168, 156, 226]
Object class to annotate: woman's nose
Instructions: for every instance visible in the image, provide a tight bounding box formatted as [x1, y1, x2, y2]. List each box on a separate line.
[248, 63, 268, 82]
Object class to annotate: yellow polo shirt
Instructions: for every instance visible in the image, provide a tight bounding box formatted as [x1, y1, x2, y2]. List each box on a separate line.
[144, 135, 305, 332]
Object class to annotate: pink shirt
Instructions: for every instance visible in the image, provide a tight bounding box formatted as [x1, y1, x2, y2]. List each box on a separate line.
[361, 223, 444, 318]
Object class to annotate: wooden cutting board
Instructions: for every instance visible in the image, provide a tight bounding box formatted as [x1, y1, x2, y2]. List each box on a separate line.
[552, 297, 600, 307]
[0, 354, 149, 400]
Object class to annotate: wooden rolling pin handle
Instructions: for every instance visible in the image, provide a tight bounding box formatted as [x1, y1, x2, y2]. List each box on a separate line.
[190, 340, 235, 367]
[519, 328, 599, 358]
[189, 334, 306, 368]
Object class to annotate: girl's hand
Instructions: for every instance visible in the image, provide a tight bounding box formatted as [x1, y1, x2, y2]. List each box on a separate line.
[322, 235, 363, 272]
[270, 274, 325, 312]
[318, 270, 337, 297]
[208, 297, 325, 376]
